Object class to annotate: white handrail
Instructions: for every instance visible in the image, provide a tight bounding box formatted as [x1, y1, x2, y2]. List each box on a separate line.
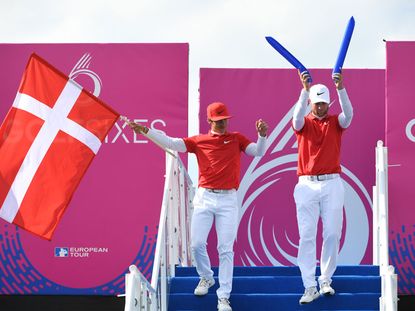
[123, 151, 194, 311]
[176, 156, 194, 267]
[124, 265, 156, 311]
[373, 140, 398, 311]
[150, 153, 175, 289]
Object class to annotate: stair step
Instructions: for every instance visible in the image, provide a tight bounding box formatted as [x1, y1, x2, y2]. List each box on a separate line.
[174, 265, 379, 277]
[170, 265, 381, 310]
[170, 275, 381, 294]
[168, 293, 380, 311]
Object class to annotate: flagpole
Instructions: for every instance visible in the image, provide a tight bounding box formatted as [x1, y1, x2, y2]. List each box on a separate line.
[120, 116, 177, 158]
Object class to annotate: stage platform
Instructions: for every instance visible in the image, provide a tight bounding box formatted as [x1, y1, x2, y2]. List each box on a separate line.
[0, 295, 414, 310]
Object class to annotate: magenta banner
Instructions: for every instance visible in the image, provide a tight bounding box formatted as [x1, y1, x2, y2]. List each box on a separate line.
[199, 68, 384, 267]
[386, 41, 415, 294]
[0, 44, 188, 295]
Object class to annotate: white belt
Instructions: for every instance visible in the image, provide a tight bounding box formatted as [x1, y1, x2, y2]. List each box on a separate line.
[202, 188, 236, 194]
[299, 173, 340, 182]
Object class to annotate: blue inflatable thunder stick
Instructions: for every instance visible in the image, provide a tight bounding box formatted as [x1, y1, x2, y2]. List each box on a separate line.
[265, 36, 312, 82]
[333, 16, 355, 78]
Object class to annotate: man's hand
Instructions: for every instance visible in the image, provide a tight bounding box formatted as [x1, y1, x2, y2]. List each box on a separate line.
[128, 121, 149, 134]
[299, 70, 311, 91]
[256, 119, 268, 137]
[333, 73, 344, 90]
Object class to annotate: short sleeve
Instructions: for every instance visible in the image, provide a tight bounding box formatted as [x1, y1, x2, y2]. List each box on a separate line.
[183, 135, 197, 153]
[237, 133, 252, 151]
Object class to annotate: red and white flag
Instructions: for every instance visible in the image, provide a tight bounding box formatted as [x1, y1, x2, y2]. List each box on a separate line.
[0, 54, 119, 240]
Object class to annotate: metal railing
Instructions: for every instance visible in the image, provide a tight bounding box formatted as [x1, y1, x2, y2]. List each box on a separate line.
[373, 140, 398, 311]
[123, 151, 194, 311]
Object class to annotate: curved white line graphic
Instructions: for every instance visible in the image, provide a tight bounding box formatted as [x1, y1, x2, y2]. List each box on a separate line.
[69, 53, 103, 97]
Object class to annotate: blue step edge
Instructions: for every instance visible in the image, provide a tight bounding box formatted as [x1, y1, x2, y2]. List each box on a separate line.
[170, 275, 381, 293]
[168, 293, 380, 311]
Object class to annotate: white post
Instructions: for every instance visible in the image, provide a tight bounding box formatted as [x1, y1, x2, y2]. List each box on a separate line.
[377, 141, 389, 274]
[124, 266, 144, 311]
[150, 291, 157, 311]
[187, 184, 195, 267]
[160, 226, 167, 311]
[375, 141, 398, 311]
[372, 185, 379, 265]
[169, 157, 180, 272]
[140, 281, 146, 311]
[178, 164, 188, 266]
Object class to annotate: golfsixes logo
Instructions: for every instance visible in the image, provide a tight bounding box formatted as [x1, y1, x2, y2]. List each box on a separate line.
[69, 53, 168, 144]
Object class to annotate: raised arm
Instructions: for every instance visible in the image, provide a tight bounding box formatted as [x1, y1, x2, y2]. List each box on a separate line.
[292, 71, 310, 131]
[333, 73, 353, 129]
[245, 119, 268, 156]
[129, 122, 187, 152]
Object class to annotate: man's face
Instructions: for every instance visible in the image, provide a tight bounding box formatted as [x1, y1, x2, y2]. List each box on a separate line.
[312, 102, 329, 118]
[209, 118, 228, 133]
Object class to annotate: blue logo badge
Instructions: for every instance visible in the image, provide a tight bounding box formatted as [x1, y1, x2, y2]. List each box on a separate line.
[54, 247, 69, 257]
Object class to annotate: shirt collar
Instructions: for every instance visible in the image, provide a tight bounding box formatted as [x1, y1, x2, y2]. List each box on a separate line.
[209, 130, 227, 136]
[308, 112, 329, 121]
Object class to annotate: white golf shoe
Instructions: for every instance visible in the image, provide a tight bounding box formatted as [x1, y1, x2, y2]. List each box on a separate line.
[194, 277, 215, 296]
[299, 286, 320, 304]
[319, 281, 335, 296]
[217, 298, 232, 311]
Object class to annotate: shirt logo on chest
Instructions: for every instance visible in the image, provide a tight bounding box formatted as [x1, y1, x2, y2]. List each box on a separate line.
[224, 140, 233, 144]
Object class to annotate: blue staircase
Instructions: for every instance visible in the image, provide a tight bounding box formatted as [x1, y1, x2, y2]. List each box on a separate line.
[168, 266, 380, 311]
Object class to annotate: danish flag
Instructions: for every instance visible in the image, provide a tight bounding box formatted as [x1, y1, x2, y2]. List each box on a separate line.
[0, 54, 119, 240]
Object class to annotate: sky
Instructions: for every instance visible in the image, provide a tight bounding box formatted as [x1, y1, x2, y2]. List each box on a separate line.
[1, 0, 414, 180]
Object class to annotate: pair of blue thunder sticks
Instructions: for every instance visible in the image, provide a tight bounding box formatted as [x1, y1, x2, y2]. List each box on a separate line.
[266, 16, 355, 82]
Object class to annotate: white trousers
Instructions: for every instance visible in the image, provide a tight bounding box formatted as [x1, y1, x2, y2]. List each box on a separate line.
[191, 188, 239, 299]
[293, 176, 344, 289]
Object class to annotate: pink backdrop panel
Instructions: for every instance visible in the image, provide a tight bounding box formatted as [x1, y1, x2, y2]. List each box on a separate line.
[0, 44, 188, 294]
[386, 41, 415, 294]
[199, 68, 385, 267]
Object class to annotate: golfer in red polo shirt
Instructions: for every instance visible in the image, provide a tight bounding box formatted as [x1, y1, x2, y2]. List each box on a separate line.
[129, 102, 268, 311]
[292, 71, 353, 305]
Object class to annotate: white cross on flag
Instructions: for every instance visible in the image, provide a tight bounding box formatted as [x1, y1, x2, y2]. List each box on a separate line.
[0, 54, 119, 240]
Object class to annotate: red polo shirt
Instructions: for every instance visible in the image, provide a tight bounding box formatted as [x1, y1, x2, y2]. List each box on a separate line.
[294, 113, 344, 176]
[183, 131, 251, 189]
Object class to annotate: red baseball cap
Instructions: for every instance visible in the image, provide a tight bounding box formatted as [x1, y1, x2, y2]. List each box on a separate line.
[207, 102, 232, 121]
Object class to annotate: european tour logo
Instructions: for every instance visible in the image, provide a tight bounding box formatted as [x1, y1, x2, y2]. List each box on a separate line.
[54, 247, 109, 258]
